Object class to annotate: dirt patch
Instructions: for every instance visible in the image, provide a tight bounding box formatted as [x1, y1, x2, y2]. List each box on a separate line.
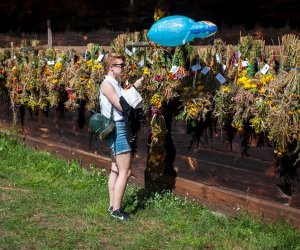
[29, 213, 90, 232]
[0, 186, 30, 192]
[138, 218, 162, 231]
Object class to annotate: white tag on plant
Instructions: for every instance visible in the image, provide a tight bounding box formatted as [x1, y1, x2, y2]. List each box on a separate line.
[216, 73, 226, 84]
[242, 61, 249, 67]
[260, 64, 270, 75]
[216, 54, 220, 63]
[83, 51, 88, 60]
[237, 51, 241, 58]
[170, 65, 179, 74]
[201, 66, 210, 75]
[222, 64, 227, 71]
[191, 64, 201, 72]
[132, 47, 137, 53]
[47, 60, 55, 65]
[138, 59, 144, 67]
[125, 48, 133, 56]
[97, 54, 104, 62]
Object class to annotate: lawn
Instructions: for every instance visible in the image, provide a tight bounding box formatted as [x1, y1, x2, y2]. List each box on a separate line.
[1, 134, 300, 249]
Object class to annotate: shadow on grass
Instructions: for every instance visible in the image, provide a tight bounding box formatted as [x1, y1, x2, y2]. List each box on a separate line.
[123, 185, 173, 216]
[124, 104, 178, 215]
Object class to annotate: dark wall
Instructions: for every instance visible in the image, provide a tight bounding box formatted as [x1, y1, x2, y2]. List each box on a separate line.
[0, 0, 299, 32]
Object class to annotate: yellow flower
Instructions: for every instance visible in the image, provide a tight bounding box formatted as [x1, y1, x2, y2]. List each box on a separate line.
[45, 66, 51, 76]
[12, 66, 17, 72]
[220, 86, 230, 93]
[92, 64, 103, 71]
[243, 83, 252, 89]
[265, 100, 273, 106]
[197, 85, 205, 91]
[143, 67, 150, 75]
[86, 60, 92, 67]
[150, 93, 162, 108]
[231, 120, 244, 132]
[249, 116, 264, 133]
[259, 87, 266, 94]
[187, 101, 198, 118]
[87, 80, 92, 89]
[54, 62, 63, 71]
[260, 74, 274, 85]
[237, 76, 255, 90]
[52, 79, 59, 85]
[237, 76, 249, 86]
[240, 70, 247, 76]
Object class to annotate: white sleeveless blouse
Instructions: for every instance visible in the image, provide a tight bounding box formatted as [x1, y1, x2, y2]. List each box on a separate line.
[99, 75, 124, 121]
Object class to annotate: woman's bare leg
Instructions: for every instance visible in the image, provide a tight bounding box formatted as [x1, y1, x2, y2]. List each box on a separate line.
[108, 161, 118, 209]
[113, 152, 131, 210]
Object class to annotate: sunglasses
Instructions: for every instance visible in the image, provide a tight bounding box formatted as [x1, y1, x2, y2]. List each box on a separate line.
[113, 63, 125, 68]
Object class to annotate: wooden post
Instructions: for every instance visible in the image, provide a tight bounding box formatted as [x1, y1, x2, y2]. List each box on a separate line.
[47, 19, 53, 48]
[10, 42, 14, 59]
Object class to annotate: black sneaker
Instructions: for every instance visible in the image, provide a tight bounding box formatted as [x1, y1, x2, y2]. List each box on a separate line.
[111, 208, 129, 221]
[107, 206, 113, 213]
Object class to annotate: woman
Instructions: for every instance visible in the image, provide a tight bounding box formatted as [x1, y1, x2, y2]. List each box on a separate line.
[100, 52, 144, 221]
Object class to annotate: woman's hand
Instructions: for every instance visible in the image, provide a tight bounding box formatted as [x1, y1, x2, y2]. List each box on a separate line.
[133, 76, 144, 90]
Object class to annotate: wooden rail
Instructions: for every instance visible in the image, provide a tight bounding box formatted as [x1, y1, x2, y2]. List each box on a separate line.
[3, 44, 284, 61]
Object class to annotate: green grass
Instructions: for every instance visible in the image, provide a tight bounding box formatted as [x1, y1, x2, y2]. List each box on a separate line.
[1, 133, 300, 250]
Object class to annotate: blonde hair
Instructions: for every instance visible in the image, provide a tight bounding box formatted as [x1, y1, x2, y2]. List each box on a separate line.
[103, 52, 126, 72]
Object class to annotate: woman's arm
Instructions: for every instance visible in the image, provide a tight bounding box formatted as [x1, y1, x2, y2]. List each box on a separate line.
[101, 81, 123, 111]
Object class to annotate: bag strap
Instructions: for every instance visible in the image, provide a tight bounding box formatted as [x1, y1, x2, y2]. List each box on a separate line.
[98, 86, 114, 122]
[109, 104, 114, 122]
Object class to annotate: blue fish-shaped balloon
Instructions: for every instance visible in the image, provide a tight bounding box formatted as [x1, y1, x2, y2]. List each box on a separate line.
[148, 15, 217, 47]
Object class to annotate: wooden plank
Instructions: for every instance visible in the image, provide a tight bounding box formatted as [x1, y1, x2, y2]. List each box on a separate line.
[173, 177, 300, 229]
[289, 168, 300, 208]
[23, 135, 111, 172]
[290, 192, 300, 208]
[47, 19, 52, 48]
[131, 149, 289, 204]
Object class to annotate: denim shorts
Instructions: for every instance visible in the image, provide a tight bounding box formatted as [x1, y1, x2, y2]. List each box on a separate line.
[105, 120, 131, 156]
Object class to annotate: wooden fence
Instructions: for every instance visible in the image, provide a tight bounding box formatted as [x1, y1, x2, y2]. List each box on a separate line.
[0, 97, 299, 228]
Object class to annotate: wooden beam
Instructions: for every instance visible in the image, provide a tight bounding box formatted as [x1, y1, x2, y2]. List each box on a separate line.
[47, 19, 53, 48]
